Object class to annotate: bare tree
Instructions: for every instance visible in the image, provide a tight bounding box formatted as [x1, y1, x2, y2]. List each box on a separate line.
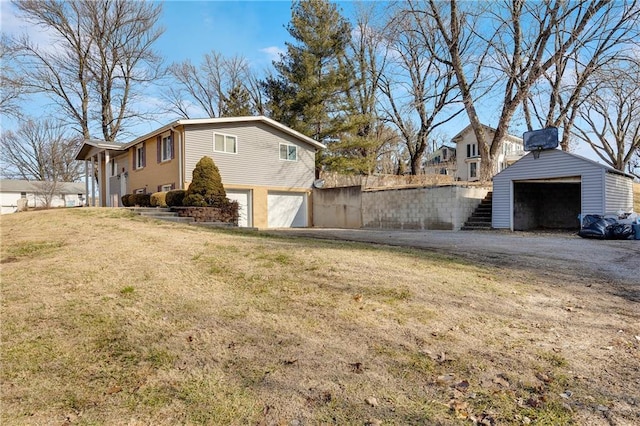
[426, 0, 623, 181]
[0, 119, 83, 182]
[522, 0, 640, 151]
[378, 4, 463, 175]
[12, 0, 164, 142]
[0, 34, 26, 120]
[166, 51, 260, 118]
[573, 60, 640, 172]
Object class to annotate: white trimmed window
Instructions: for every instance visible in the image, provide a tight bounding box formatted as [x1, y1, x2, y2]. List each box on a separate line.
[279, 143, 297, 161]
[161, 134, 173, 162]
[469, 162, 477, 179]
[135, 143, 145, 169]
[160, 184, 173, 192]
[214, 133, 237, 154]
[134, 188, 145, 194]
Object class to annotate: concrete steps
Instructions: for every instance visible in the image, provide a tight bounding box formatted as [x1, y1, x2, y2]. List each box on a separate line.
[461, 192, 493, 231]
[127, 207, 194, 223]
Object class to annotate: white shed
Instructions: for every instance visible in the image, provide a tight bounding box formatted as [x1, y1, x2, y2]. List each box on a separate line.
[492, 149, 634, 231]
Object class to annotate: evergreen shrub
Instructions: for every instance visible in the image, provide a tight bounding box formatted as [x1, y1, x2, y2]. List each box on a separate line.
[165, 189, 187, 207]
[134, 193, 151, 207]
[183, 156, 227, 207]
[150, 192, 167, 207]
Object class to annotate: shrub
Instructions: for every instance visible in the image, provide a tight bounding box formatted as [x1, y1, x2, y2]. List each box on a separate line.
[134, 193, 151, 207]
[184, 156, 227, 207]
[150, 192, 167, 207]
[165, 189, 187, 207]
[121, 194, 133, 207]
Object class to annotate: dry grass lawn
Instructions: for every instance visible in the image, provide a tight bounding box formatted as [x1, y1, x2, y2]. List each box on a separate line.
[1, 209, 639, 425]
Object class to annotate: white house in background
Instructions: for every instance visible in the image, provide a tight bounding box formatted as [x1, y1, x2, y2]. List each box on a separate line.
[0, 179, 86, 214]
[424, 144, 457, 176]
[453, 124, 525, 181]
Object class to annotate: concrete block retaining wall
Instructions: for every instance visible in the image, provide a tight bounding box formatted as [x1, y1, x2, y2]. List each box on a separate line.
[313, 185, 490, 230]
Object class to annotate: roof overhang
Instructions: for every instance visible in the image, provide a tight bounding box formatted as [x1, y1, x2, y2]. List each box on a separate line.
[75, 139, 126, 160]
[124, 116, 326, 151]
[75, 116, 326, 161]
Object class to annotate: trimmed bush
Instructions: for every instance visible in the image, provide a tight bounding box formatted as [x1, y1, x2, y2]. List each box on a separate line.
[150, 192, 167, 208]
[121, 194, 133, 207]
[184, 156, 227, 207]
[165, 189, 187, 207]
[134, 193, 151, 207]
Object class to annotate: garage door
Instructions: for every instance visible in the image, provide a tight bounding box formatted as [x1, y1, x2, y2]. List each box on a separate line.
[226, 190, 251, 227]
[267, 192, 307, 228]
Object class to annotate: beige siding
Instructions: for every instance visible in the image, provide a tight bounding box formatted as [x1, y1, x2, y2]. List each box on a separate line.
[127, 132, 180, 194]
[184, 122, 316, 190]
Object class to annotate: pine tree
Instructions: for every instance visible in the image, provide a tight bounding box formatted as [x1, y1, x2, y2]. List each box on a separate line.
[221, 84, 254, 117]
[263, 0, 360, 174]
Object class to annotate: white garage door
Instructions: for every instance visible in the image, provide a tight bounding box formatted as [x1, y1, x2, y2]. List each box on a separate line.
[226, 190, 251, 227]
[268, 192, 307, 228]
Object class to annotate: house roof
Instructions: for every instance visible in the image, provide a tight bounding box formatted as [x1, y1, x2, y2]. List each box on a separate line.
[75, 116, 326, 160]
[451, 124, 522, 144]
[0, 179, 86, 194]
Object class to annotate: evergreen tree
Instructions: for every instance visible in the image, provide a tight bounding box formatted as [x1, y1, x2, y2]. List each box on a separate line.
[263, 0, 359, 174]
[184, 156, 227, 207]
[221, 84, 254, 117]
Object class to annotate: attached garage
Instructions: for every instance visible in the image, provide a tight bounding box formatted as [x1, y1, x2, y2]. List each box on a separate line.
[493, 149, 634, 231]
[267, 191, 308, 228]
[226, 190, 252, 227]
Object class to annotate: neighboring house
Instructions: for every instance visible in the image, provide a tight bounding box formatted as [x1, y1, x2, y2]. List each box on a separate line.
[452, 124, 524, 182]
[75, 116, 325, 228]
[424, 144, 457, 176]
[0, 179, 86, 214]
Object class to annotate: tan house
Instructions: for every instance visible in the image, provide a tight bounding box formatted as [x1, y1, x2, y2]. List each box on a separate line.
[75, 116, 325, 228]
[453, 124, 524, 181]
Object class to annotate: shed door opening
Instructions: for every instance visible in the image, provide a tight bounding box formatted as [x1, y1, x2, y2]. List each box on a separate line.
[513, 180, 581, 231]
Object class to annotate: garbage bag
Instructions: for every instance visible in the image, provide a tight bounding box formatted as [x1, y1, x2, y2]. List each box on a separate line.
[607, 223, 634, 240]
[578, 215, 616, 239]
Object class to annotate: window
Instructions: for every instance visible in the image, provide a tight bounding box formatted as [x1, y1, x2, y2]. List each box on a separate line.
[134, 188, 145, 194]
[279, 143, 297, 161]
[135, 143, 145, 169]
[214, 133, 237, 153]
[470, 162, 477, 178]
[467, 144, 471, 158]
[160, 183, 173, 192]
[20, 192, 26, 198]
[160, 134, 173, 162]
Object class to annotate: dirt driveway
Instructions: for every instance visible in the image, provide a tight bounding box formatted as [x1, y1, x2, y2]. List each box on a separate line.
[264, 228, 639, 298]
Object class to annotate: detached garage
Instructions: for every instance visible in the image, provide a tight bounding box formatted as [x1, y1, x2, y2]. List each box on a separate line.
[493, 149, 634, 231]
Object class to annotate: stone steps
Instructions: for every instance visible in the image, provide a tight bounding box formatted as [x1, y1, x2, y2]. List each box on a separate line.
[461, 192, 493, 231]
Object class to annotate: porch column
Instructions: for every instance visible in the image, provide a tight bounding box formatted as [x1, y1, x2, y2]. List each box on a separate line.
[97, 152, 103, 206]
[91, 155, 96, 207]
[84, 160, 89, 206]
[104, 151, 110, 207]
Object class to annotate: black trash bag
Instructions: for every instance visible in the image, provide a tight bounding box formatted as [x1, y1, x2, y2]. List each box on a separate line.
[607, 223, 634, 240]
[578, 215, 617, 239]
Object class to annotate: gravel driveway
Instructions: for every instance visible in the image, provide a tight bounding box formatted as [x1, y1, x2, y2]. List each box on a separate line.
[264, 228, 639, 289]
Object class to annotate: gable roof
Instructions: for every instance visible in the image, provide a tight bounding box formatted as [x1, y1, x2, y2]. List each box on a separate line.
[493, 148, 635, 180]
[75, 116, 326, 161]
[451, 123, 522, 144]
[0, 179, 86, 194]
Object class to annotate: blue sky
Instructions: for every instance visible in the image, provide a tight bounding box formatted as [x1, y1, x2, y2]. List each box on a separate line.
[0, 0, 603, 162]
